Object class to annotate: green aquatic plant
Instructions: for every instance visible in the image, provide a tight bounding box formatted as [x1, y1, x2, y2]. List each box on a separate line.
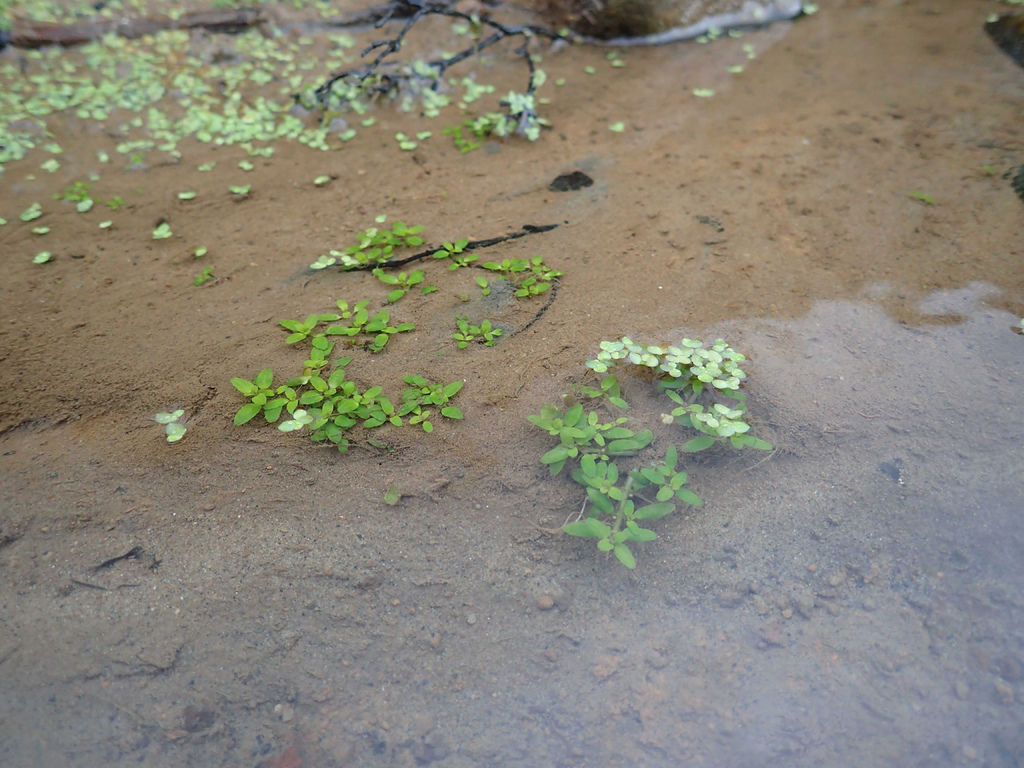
[481, 255, 562, 297]
[530, 336, 772, 568]
[372, 267, 428, 303]
[454, 316, 502, 348]
[233, 298, 460, 452]
[154, 409, 187, 443]
[310, 219, 425, 270]
[193, 267, 214, 286]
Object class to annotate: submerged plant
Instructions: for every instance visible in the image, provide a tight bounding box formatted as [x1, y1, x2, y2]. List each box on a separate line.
[232, 298, 460, 452]
[530, 336, 772, 568]
[155, 409, 187, 443]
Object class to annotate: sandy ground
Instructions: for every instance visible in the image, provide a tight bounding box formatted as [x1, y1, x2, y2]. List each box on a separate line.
[1, 0, 1023, 765]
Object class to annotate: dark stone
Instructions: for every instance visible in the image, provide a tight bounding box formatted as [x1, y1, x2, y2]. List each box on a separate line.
[183, 704, 216, 732]
[549, 171, 593, 192]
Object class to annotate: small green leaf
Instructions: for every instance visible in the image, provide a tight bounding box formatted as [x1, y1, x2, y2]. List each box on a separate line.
[441, 406, 463, 420]
[635, 502, 675, 520]
[564, 518, 611, 539]
[676, 488, 703, 507]
[163, 422, 186, 442]
[154, 409, 185, 424]
[681, 435, 715, 452]
[233, 402, 262, 425]
[32, 251, 52, 264]
[383, 484, 401, 506]
[613, 543, 636, 569]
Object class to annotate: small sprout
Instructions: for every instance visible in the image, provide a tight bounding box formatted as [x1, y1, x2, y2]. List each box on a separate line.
[194, 267, 214, 286]
[383, 484, 402, 506]
[314, 175, 331, 186]
[229, 184, 252, 196]
[238, 160, 254, 171]
[584, 66, 596, 74]
[278, 409, 314, 432]
[105, 196, 126, 210]
[99, 220, 112, 229]
[155, 409, 186, 443]
[693, 89, 715, 98]
[193, 246, 208, 259]
[608, 121, 625, 133]
[40, 158, 60, 173]
[198, 162, 216, 172]
[76, 199, 94, 213]
[152, 222, 173, 240]
[32, 251, 52, 264]
[32, 226, 50, 235]
[727, 65, 745, 74]
[178, 191, 197, 200]
[20, 203, 43, 222]
[909, 191, 935, 205]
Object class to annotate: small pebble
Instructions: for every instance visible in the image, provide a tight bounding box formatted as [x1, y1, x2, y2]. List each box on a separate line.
[466, 613, 477, 625]
[536, 594, 555, 610]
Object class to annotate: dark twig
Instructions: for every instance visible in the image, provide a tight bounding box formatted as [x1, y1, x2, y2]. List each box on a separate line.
[93, 546, 143, 571]
[310, 0, 567, 136]
[347, 222, 559, 270]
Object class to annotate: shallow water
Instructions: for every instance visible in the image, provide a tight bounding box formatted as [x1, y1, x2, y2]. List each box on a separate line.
[1, 0, 1023, 765]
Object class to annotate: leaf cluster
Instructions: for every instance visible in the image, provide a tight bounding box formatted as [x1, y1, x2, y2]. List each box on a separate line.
[431, 238, 478, 269]
[529, 403, 650, 475]
[481, 255, 562, 297]
[232, 364, 464, 452]
[154, 409, 186, 443]
[310, 220, 425, 270]
[454, 316, 502, 348]
[531, 335, 772, 568]
[279, 299, 415, 354]
[372, 267, 434, 303]
[441, 123, 482, 154]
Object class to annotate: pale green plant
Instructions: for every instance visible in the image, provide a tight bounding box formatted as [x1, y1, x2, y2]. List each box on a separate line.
[531, 335, 772, 568]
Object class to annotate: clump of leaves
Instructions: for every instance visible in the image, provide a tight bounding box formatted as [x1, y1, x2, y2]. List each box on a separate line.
[530, 336, 771, 568]
[19, 202, 43, 222]
[154, 409, 187, 443]
[481, 255, 562, 297]
[231, 314, 463, 451]
[431, 238, 477, 269]
[193, 267, 214, 286]
[441, 122, 483, 153]
[280, 299, 416, 354]
[310, 219, 425, 270]
[53, 180, 92, 203]
[454, 316, 502, 348]
[372, 267, 432, 302]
